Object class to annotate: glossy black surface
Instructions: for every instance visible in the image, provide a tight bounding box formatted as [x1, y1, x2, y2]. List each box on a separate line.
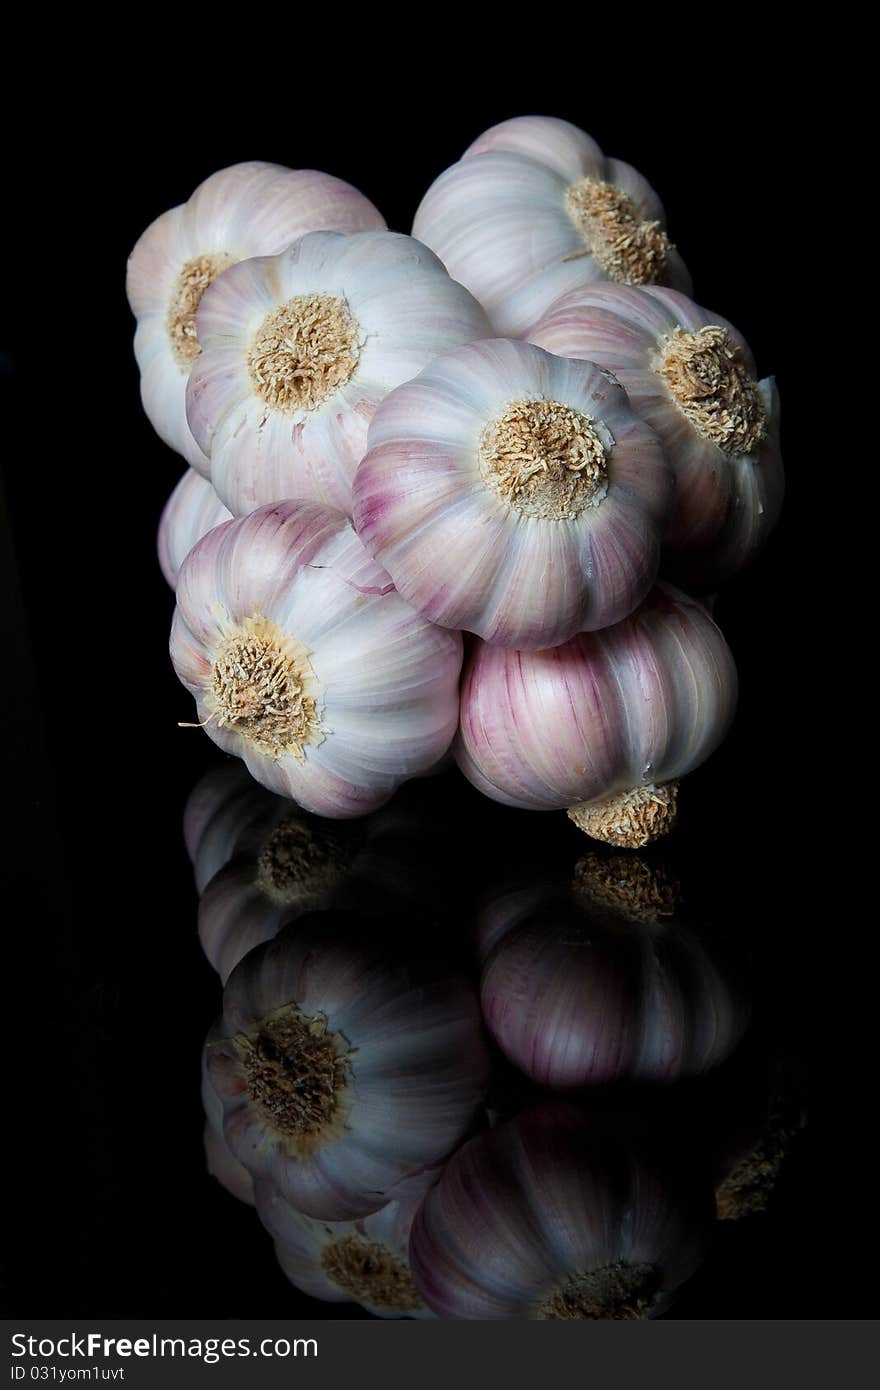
[3, 86, 816, 1317]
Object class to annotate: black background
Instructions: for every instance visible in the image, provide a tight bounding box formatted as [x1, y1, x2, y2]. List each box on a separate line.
[2, 62, 823, 1319]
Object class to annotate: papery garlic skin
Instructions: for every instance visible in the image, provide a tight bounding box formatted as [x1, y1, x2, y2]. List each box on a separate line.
[205, 916, 490, 1221]
[409, 1103, 712, 1319]
[201, 1029, 255, 1206]
[171, 501, 463, 818]
[353, 339, 672, 649]
[477, 871, 748, 1090]
[256, 1180, 435, 1318]
[127, 163, 386, 472]
[157, 469, 232, 589]
[413, 116, 691, 335]
[456, 584, 737, 843]
[185, 231, 490, 517]
[527, 284, 784, 583]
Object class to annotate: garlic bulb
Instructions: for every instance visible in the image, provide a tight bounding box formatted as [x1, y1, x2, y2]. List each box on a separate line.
[256, 1180, 434, 1318]
[409, 1103, 713, 1319]
[477, 856, 748, 1090]
[157, 469, 232, 589]
[413, 116, 691, 335]
[456, 584, 737, 845]
[353, 339, 672, 648]
[205, 914, 490, 1220]
[127, 163, 385, 471]
[171, 501, 463, 817]
[527, 284, 784, 583]
[185, 231, 490, 516]
[183, 763, 282, 894]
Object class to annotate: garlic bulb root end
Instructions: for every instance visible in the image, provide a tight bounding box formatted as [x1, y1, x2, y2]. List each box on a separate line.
[208, 614, 325, 761]
[715, 1121, 796, 1222]
[658, 326, 767, 455]
[168, 253, 234, 369]
[235, 1004, 350, 1156]
[565, 179, 670, 286]
[247, 293, 361, 414]
[536, 1261, 659, 1320]
[321, 1236, 423, 1313]
[567, 782, 679, 848]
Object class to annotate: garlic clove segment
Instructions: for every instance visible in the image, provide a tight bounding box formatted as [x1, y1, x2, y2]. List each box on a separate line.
[205, 915, 490, 1221]
[409, 1102, 713, 1319]
[201, 1024, 255, 1206]
[157, 469, 232, 589]
[256, 1180, 435, 1318]
[413, 116, 691, 335]
[183, 762, 283, 894]
[477, 857, 749, 1090]
[527, 284, 784, 584]
[456, 583, 737, 844]
[185, 231, 491, 517]
[171, 501, 463, 817]
[127, 163, 386, 472]
[352, 339, 672, 649]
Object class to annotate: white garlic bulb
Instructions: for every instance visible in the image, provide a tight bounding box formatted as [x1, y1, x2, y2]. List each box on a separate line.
[413, 116, 691, 335]
[527, 284, 784, 584]
[127, 163, 385, 471]
[157, 469, 231, 589]
[185, 231, 491, 517]
[171, 501, 463, 817]
[256, 1180, 434, 1318]
[205, 916, 490, 1220]
[352, 338, 672, 648]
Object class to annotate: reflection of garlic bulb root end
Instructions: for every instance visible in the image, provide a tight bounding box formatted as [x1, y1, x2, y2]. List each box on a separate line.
[715, 1120, 797, 1222]
[572, 852, 679, 921]
[320, 1237, 422, 1314]
[536, 1261, 659, 1320]
[565, 179, 671, 286]
[234, 1004, 351, 1158]
[256, 817, 352, 907]
[568, 782, 679, 848]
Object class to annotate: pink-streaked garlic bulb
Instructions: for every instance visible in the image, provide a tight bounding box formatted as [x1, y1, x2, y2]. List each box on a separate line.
[201, 1029, 255, 1206]
[476, 856, 749, 1090]
[157, 469, 232, 589]
[456, 584, 737, 846]
[205, 916, 490, 1221]
[256, 1180, 435, 1319]
[183, 763, 281, 894]
[185, 231, 490, 516]
[409, 1103, 713, 1319]
[171, 501, 463, 817]
[127, 163, 385, 471]
[352, 339, 672, 649]
[413, 116, 691, 336]
[527, 284, 784, 584]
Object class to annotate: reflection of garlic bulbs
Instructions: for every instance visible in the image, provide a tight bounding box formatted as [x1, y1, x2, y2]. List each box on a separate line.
[410, 1103, 712, 1319]
[477, 857, 748, 1089]
[256, 1180, 434, 1318]
[457, 584, 737, 845]
[157, 469, 231, 589]
[413, 117, 691, 335]
[353, 338, 672, 648]
[171, 501, 463, 816]
[186, 231, 490, 516]
[183, 763, 281, 894]
[127, 163, 385, 470]
[205, 915, 490, 1220]
[528, 285, 784, 584]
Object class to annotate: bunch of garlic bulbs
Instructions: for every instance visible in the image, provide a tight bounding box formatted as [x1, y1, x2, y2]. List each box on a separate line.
[131, 116, 781, 847]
